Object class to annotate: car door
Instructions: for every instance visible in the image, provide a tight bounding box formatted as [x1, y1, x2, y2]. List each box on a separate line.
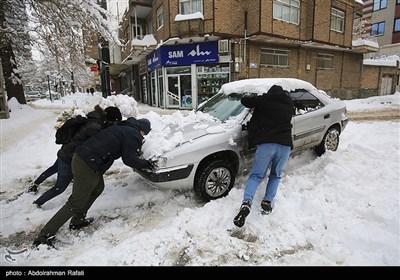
[289, 89, 330, 152]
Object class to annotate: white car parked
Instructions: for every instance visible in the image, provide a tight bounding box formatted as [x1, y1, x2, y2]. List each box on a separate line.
[135, 78, 349, 201]
[25, 91, 42, 102]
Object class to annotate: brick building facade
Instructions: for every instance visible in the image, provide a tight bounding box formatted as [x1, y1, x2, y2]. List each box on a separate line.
[114, 0, 382, 109]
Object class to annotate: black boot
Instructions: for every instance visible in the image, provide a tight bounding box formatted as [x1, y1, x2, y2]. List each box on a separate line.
[32, 234, 56, 249]
[233, 201, 251, 227]
[69, 217, 95, 230]
[261, 200, 273, 215]
[27, 184, 38, 194]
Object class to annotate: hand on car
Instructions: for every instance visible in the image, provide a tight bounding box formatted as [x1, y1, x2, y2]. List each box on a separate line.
[146, 159, 157, 171]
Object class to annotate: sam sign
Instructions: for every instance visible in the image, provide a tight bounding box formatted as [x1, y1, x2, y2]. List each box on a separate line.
[147, 41, 218, 71]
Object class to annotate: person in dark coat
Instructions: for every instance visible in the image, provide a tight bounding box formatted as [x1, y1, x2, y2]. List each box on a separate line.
[30, 106, 107, 207]
[233, 85, 295, 227]
[30, 106, 122, 207]
[33, 117, 154, 248]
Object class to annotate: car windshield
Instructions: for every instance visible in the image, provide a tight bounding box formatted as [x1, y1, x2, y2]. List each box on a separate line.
[197, 92, 256, 122]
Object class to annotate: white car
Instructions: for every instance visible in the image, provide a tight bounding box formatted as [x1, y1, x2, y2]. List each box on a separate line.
[135, 78, 349, 201]
[25, 91, 42, 102]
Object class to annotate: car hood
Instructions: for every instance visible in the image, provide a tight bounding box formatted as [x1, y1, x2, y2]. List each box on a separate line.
[166, 119, 225, 143]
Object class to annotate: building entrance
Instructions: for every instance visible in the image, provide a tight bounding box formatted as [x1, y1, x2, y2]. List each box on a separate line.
[166, 67, 192, 108]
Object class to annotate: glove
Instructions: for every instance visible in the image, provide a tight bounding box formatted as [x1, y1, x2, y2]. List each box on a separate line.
[146, 159, 157, 171]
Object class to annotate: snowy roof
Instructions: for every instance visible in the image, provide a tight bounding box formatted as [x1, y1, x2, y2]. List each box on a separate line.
[219, 78, 317, 95]
[363, 54, 400, 67]
[352, 38, 379, 49]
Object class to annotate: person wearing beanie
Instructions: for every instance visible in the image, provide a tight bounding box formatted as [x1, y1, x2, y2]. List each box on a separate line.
[33, 117, 154, 248]
[104, 106, 122, 126]
[137, 118, 151, 135]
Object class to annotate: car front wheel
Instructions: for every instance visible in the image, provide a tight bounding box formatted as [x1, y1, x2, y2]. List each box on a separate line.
[315, 127, 340, 156]
[194, 160, 236, 202]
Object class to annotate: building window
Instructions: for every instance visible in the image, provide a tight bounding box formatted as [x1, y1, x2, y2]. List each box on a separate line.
[273, 0, 300, 24]
[371, 22, 385, 36]
[179, 0, 203, 15]
[317, 53, 333, 70]
[373, 0, 387, 11]
[397, 0, 400, 5]
[260, 48, 289, 67]
[331, 8, 344, 33]
[395, 18, 400, 32]
[157, 5, 164, 30]
[132, 24, 143, 39]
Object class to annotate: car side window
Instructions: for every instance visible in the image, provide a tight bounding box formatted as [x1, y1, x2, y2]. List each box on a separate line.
[288, 89, 324, 115]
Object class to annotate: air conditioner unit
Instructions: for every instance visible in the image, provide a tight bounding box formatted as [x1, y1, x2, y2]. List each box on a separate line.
[218, 39, 230, 53]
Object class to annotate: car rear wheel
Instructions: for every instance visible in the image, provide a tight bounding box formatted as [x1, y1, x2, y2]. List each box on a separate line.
[315, 127, 340, 156]
[194, 160, 235, 202]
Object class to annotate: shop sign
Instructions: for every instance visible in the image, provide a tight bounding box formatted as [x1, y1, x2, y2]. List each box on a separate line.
[147, 41, 218, 71]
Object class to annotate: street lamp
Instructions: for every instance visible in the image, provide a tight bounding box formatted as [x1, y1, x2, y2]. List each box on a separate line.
[44, 71, 52, 102]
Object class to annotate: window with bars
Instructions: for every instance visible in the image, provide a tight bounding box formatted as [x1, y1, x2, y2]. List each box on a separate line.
[260, 48, 289, 67]
[317, 53, 333, 70]
[273, 0, 300, 25]
[331, 8, 344, 33]
[179, 0, 203, 15]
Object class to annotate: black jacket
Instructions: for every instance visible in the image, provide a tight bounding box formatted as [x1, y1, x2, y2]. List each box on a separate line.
[241, 89, 295, 148]
[57, 116, 104, 165]
[75, 117, 150, 174]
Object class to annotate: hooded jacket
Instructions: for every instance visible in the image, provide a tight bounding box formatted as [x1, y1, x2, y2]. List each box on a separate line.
[75, 117, 150, 174]
[241, 85, 295, 148]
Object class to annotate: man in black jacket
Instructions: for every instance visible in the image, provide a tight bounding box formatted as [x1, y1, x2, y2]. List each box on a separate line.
[29, 106, 122, 207]
[233, 85, 295, 227]
[33, 117, 153, 248]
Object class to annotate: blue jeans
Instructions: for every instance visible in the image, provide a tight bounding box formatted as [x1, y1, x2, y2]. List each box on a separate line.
[34, 159, 58, 185]
[243, 143, 291, 203]
[34, 158, 73, 206]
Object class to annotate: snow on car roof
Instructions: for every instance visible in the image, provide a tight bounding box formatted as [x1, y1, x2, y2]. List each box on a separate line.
[219, 78, 317, 95]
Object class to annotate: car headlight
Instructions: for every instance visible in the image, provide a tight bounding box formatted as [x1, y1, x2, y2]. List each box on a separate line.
[156, 157, 168, 168]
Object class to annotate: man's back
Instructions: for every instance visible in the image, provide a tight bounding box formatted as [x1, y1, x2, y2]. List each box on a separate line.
[241, 85, 295, 148]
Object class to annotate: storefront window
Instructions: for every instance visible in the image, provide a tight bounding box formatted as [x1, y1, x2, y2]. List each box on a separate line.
[197, 64, 230, 105]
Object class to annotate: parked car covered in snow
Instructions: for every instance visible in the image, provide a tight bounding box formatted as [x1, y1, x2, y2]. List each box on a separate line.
[135, 78, 349, 202]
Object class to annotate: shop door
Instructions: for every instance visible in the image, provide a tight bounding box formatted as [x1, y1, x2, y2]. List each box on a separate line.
[167, 76, 180, 108]
[166, 74, 192, 108]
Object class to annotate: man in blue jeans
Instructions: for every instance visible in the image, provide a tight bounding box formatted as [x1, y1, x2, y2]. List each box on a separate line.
[233, 85, 295, 227]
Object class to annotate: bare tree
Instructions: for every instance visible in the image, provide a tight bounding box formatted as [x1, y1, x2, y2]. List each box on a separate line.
[1, 0, 121, 104]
